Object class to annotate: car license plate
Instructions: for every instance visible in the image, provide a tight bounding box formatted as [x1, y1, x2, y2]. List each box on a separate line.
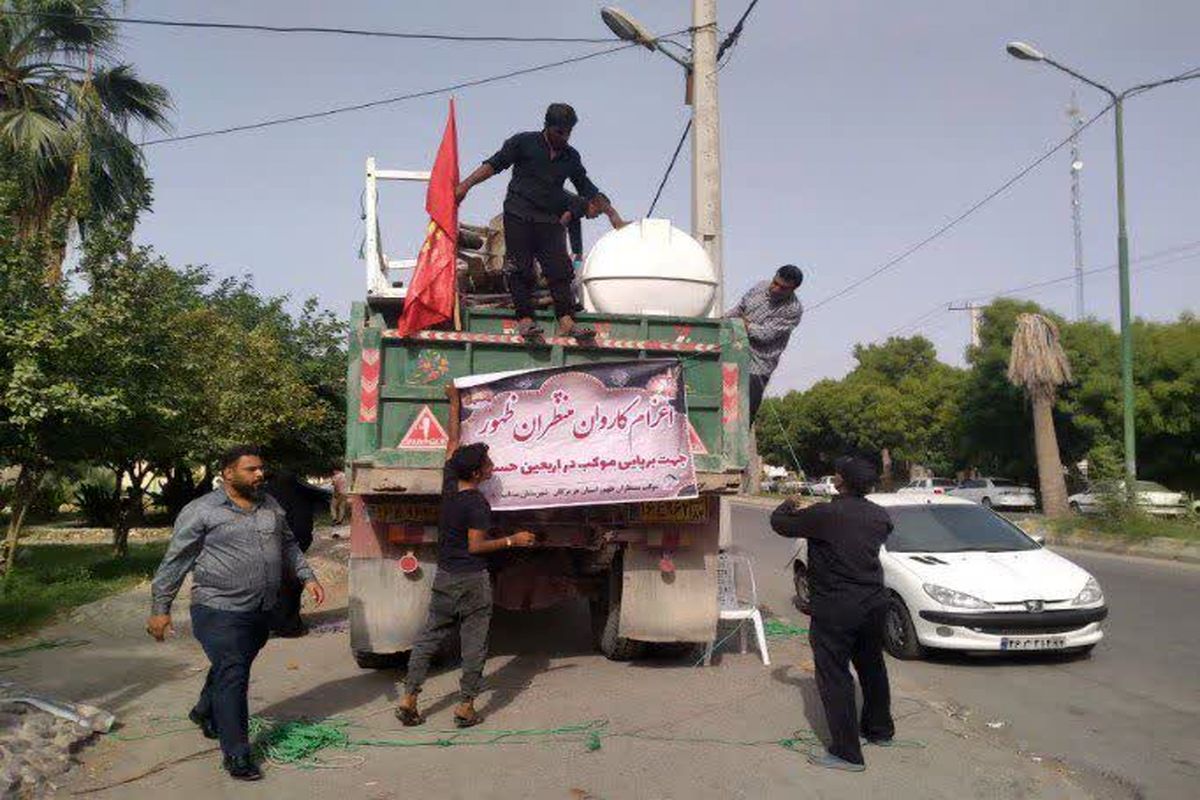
[631, 499, 709, 524]
[1000, 636, 1066, 651]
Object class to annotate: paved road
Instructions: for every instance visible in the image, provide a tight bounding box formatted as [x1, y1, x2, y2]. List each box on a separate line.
[732, 501, 1200, 800]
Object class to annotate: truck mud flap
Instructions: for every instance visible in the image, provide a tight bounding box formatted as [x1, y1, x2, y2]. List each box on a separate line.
[349, 555, 436, 655]
[618, 546, 718, 643]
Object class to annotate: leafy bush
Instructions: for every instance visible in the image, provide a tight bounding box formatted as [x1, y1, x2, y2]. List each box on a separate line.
[74, 481, 118, 527]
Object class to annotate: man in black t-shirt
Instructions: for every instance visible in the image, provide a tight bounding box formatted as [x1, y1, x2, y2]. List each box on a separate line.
[396, 385, 536, 729]
[454, 103, 625, 343]
[770, 456, 895, 772]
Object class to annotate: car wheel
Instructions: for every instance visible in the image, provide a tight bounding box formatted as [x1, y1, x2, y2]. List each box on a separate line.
[981, 497, 993, 509]
[1069, 501, 1082, 514]
[792, 562, 811, 616]
[883, 594, 926, 660]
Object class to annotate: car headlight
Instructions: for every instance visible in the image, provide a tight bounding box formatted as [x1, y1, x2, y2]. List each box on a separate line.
[1072, 577, 1103, 606]
[923, 583, 993, 609]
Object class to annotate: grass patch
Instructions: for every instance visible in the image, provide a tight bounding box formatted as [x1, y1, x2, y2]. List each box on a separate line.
[0, 541, 167, 640]
[1044, 511, 1200, 543]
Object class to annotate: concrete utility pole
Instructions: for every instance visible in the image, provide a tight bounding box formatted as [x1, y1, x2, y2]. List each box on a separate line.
[950, 303, 983, 348]
[690, 0, 725, 314]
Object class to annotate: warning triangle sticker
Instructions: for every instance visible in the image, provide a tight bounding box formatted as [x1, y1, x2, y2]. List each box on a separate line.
[687, 421, 709, 455]
[398, 406, 449, 450]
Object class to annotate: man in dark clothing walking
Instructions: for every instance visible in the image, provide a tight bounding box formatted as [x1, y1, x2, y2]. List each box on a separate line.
[147, 446, 326, 781]
[769, 456, 895, 772]
[265, 470, 331, 637]
[454, 103, 625, 342]
[395, 385, 536, 729]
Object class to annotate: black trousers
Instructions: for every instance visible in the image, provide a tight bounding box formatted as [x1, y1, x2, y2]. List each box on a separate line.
[404, 571, 493, 702]
[270, 574, 305, 636]
[191, 605, 271, 760]
[809, 601, 894, 764]
[504, 213, 575, 321]
[749, 373, 770, 424]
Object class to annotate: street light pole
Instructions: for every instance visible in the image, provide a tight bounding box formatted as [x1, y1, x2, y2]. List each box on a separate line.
[1005, 42, 1200, 489]
[690, 0, 725, 314]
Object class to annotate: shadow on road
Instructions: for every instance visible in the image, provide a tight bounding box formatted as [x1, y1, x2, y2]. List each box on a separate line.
[771, 664, 828, 743]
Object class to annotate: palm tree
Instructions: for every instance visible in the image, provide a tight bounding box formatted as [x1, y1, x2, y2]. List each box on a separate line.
[1007, 313, 1073, 517]
[1, 0, 171, 278]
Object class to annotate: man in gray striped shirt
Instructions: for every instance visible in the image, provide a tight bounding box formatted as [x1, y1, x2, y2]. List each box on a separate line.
[725, 264, 805, 422]
[147, 445, 325, 781]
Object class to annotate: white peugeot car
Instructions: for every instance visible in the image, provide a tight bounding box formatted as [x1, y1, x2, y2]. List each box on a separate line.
[791, 495, 1106, 659]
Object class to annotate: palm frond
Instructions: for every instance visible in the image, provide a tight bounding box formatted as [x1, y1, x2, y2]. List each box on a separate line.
[90, 64, 173, 130]
[1007, 313, 1073, 399]
[0, 106, 72, 159]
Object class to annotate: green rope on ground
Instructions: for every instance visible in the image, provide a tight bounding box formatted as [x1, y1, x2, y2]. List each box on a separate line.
[0, 638, 90, 658]
[111, 715, 925, 769]
[763, 619, 808, 638]
[249, 717, 353, 766]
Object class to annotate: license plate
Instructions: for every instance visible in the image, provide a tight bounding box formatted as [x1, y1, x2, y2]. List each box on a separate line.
[1000, 636, 1066, 651]
[631, 499, 709, 524]
[368, 502, 440, 524]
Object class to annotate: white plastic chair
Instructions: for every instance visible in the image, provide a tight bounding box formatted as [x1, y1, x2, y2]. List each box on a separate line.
[703, 551, 770, 666]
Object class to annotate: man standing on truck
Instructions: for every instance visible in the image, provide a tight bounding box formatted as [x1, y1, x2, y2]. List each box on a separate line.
[724, 265, 804, 423]
[146, 446, 326, 782]
[768, 456, 895, 772]
[454, 102, 625, 343]
[395, 385, 537, 729]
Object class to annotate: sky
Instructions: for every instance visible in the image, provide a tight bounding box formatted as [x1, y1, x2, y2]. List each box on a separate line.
[123, 1, 1200, 394]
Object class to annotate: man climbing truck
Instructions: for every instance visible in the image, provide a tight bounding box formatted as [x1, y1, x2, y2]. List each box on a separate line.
[346, 156, 752, 667]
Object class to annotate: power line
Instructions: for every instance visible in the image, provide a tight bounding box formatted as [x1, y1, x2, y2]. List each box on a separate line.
[806, 103, 1113, 314]
[647, 120, 692, 217]
[140, 44, 640, 148]
[878, 240, 1200, 341]
[644, 0, 762, 214]
[1, 9, 620, 43]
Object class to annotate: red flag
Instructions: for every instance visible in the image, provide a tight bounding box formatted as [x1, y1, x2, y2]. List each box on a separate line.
[395, 100, 460, 337]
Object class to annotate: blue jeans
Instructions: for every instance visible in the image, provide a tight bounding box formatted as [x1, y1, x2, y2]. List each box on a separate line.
[190, 605, 271, 760]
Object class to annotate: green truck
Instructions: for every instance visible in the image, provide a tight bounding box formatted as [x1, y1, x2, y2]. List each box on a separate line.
[344, 303, 755, 665]
[345, 161, 752, 666]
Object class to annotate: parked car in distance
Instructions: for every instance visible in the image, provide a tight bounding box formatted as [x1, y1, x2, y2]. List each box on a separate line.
[790, 496, 1106, 659]
[897, 477, 958, 496]
[950, 477, 1037, 510]
[1068, 480, 1187, 517]
[807, 475, 839, 497]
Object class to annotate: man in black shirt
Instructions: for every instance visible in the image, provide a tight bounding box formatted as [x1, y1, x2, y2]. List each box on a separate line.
[770, 456, 895, 772]
[265, 470, 331, 637]
[396, 385, 536, 729]
[455, 103, 625, 342]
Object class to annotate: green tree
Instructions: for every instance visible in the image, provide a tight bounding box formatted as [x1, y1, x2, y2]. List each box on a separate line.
[0, 0, 171, 276]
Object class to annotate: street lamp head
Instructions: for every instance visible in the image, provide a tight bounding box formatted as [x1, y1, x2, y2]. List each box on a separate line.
[1006, 41, 1046, 62]
[601, 6, 658, 50]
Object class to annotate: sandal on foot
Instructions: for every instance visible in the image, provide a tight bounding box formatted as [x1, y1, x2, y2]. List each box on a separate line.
[517, 321, 545, 339]
[454, 711, 484, 729]
[395, 706, 425, 727]
[566, 326, 597, 343]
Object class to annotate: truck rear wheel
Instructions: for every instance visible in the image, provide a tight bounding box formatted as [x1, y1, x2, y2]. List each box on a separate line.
[594, 553, 644, 661]
[353, 650, 410, 670]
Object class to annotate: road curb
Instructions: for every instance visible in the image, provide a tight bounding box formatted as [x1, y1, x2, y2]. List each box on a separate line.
[727, 495, 1200, 565]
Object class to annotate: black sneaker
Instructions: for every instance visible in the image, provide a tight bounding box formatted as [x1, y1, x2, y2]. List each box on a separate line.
[188, 709, 218, 740]
[223, 755, 263, 781]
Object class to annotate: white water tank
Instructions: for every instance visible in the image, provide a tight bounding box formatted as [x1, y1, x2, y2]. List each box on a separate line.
[581, 218, 717, 317]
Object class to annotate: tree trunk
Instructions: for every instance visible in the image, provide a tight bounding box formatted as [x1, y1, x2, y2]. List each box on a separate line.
[2, 466, 39, 589]
[880, 448, 894, 492]
[111, 466, 131, 557]
[1031, 394, 1069, 517]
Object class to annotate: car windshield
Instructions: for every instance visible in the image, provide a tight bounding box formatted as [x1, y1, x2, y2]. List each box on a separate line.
[992, 479, 1017, 487]
[886, 505, 1040, 553]
[1136, 481, 1170, 492]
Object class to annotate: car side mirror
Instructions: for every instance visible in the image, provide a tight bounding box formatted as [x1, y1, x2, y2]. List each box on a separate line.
[1029, 532, 1046, 545]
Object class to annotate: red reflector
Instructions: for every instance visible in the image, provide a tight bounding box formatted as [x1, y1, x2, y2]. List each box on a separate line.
[398, 552, 420, 574]
[659, 554, 676, 574]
